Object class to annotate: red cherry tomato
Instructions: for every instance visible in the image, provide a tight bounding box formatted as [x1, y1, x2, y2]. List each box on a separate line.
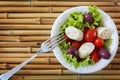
[84, 29, 97, 42]
[64, 34, 72, 43]
[90, 49, 100, 63]
[94, 37, 104, 48]
[72, 41, 81, 50]
[84, 27, 89, 33]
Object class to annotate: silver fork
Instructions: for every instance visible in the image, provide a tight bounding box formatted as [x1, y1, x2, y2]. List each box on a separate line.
[0, 33, 65, 80]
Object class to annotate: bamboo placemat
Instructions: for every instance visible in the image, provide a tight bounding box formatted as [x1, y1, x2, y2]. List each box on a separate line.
[0, 0, 120, 80]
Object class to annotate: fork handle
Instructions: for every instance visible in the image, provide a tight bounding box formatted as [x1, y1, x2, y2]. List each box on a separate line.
[0, 49, 43, 80]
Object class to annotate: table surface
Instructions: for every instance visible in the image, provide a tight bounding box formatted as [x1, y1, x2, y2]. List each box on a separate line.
[0, 0, 120, 80]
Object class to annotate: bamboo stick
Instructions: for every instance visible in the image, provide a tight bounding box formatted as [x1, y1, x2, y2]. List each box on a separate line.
[112, 64, 120, 69]
[0, 58, 49, 64]
[11, 75, 77, 80]
[0, 19, 40, 24]
[108, 13, 120, 18]
[8, 13, 60, 18]
[7, 64, 64, 69]
[41, 18, 55, 24]
[93, 70, 120, 75]
[0, 30, 11, 35]
[103, 64, 112, 70]
[97, 7, 120, 12]
[32, 1, 114, 7]
[31, 48, 53, 53]
[62, 70, 120, 75]
[49, 57, 59, 64]
[112, 58, 120, 63]
[10, 75, 120, 80]
[62, 70, 78, 75]
[0, 63, 7, 69]
[62, 65, 112, 75]
[0, 42, 39, 47]
[0, 36, 20, 42]
[118, 2, 120, 5]
[117, 25, 120, 30]
[32, 48, 41, 52]
[113, 19, 120, 24]
[0, 13, 7, 19]
[0, 24, 52, 30]
[20, 36, 50, 41]
[8, 13, 120, 19]
[51, 7, 69, 13]
[79, 75, 120, 80]
[0, 7, 49, 13]
[12, 30, 51, 36]
[117, 47, 120, 52]
[115, 53, 120, 58]
[10, 77, 23, 80]
[0, 53, 54, 58]
[0, 1, 30, 7]
[0, 48, 30, 53]
[51, 7, 120, 13]
[118, 30, 120, 34]
[30, 1, 49, 7]
[0, 70, 62, 75]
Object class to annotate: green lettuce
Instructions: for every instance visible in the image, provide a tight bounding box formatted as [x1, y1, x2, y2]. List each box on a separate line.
[88, 6, 103, 27]
[60, 11, 84, 32]
[104, 38, 112, 50]
[72, 56, 94, 68]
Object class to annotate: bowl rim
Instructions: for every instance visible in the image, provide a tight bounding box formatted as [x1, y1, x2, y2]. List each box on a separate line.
[51, 6, 119, 74]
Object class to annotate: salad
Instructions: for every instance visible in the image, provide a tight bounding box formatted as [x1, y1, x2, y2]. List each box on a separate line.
[58, 6, 113, 68]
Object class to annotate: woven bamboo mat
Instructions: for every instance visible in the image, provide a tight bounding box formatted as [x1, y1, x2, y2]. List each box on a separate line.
[0, 0, 120, 80]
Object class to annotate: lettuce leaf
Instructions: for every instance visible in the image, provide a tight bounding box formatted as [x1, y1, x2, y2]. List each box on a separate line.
[60, 11, 84, 32]
[104, 38, 112, 50]
[88, 6, 103, 27]
[72, 56, 94, 68]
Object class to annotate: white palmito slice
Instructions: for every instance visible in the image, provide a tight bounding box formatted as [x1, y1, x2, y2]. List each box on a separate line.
[97, 27, 112, 39]
[78, 42, 95, 59]
[65, 26, 83, 41]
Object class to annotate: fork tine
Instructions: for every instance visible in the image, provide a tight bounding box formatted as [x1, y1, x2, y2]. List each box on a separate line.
[47, 35, 65, 49]
[41, 33, 65, 52]
[45, 33, 64, 46]
[50, 38, 65, 50]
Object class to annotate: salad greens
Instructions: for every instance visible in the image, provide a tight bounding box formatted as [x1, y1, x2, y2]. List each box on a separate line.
[60, 12, 84, 32]
[104, 38, 112, 50]
[88, 6, 103, 27]
[58, 6, 111, 68]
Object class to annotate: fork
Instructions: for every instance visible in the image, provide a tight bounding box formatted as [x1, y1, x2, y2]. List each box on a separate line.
[0, 33, 65, 80]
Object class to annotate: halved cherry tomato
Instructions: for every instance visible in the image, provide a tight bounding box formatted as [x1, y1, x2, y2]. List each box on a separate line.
[71, 41, 81, 50]
[84, 29, 97, 42]
[64, 34, 72, 43]
[90, 49, 100, 63]
[94, 37, 104, 48]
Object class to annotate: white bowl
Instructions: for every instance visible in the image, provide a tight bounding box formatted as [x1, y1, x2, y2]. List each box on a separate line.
[51, 6, 118, 74]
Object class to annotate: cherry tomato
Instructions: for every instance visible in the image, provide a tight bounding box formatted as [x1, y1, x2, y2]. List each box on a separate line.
[64, 34, 72, 43]
[84, 27, 89, 33]
[90, 49, 100, 63]
[84, 29, 97, 42]
[71, 41, 81, 50]
[94, 37, 104, 48]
